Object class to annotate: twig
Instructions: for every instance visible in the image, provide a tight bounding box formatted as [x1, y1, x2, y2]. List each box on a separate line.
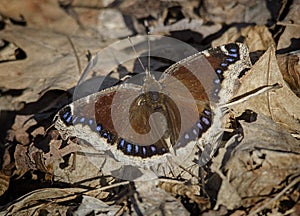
[248, 175, 300, 216]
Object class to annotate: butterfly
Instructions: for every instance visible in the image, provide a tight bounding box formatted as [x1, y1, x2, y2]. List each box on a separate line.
[54, 37, 251, 178]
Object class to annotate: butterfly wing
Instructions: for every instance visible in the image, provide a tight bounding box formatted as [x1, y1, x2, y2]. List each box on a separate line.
[54, 83, 174, 168]
[159, 43, 251, 152]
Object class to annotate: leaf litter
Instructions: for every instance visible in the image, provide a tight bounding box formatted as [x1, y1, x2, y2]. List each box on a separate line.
[0, 0, 300, 215]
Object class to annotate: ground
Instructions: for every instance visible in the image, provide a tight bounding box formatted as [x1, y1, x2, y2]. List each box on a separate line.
[0, 0, 300, 215]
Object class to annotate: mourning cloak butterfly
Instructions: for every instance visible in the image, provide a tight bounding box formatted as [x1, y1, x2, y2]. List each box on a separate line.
[54, 40, 251, 170]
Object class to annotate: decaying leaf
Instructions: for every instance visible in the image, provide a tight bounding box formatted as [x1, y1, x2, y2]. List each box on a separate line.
[150, 18, 222, 41]
[52, 145, 103, 187]
[1, 187, 86, 215]
[0, 0, 107, 35]
[277, 1, 300, 51]
[43, 138, 81, 167]
[0, 27, 110, 110]
[14, 144, 35, 176]
[212, 25, 275, 52]
[277, 51, 300, 97]
[233, 46, 300, 132]
[134, 180, 190, 216]
[97, 9, 134, 39]
[199, 0, 272, 25]
[6, 115, 37, 145]
[215, 114, 300, 210]
[0, 172, 10, 197]
[118, 0, 179, 20]
[0, 144, 14, 196]
[73, 195, 119, 215]
[158, 180, 210, 208]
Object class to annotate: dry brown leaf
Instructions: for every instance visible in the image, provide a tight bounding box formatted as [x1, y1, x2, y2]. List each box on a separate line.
[150, 18, 222, 40]
[0, 172, 10, 197]
[119, 0, 205, 36]
[14, 144, 36, 176]
[212, 25, 275, 52]
[0, 27, 109, 110]
[277, 1, 300, 51]
[97, 9, 134, 39]
[0, 0, 76, 33]
[70, 0, 114, 8]
[14, 138, 55, 177]
[202, 205, 229, 216]
[215, 114, 300, 209]
[0, 144, 15, 196]
[73, 195, 119, 215]
[233, 46, 300, 132]
[119, 0, 177, 19]
[7, 115, 37, 145]
[200, 0, 271, 25]
[134, 181, 190, 216]
[14, 145, 43, 177]
[52, 149, 103, 187]
[1, 187, 86, 215]
[291, 202, 300, 216]
[158, 180, 210, 207]
[30, 126, 45, 138]
[277, 51, 300, 97]
[44, 139, 81, 167]
[0, 40, 21, 62]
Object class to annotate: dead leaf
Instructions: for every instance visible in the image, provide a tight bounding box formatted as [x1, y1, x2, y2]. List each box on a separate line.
[69, 0, 114, 8]
[0, 172, 10, 197]
[199, 0, 271, 25]
[233, 46, 300, 132]
[0, 27, 110, 110]
[215, 114, 300, 209]
[212, 25, 275, 52]
[7, 115, 37, 145]
[52, 147, 103, 187]
[158, 180, 210, 207]
[0, 145, 14, 196]
[97, 9, 134, 39]
[0, 0, 98, 35]
[14, 144, 36, 176]
[44, 139, 81, 167]
[134, 181, 190, 215]
[277, 1, 300, 51]
[0, 40, 22, 62]
[202, 205, 229, 216]
[119, 0, 177, 20]
[73, 195, 120, 215]
[277, 51, 300, 97]
[30, 126, 45, 138]
[2, 187, 86, 215]
[14, 140, 54, 177]
[291, 202, 300, 216]
[150, 18, 222, 40]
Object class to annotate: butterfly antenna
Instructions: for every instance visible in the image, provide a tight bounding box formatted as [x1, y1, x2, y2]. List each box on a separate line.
[127, 36, 146, 73]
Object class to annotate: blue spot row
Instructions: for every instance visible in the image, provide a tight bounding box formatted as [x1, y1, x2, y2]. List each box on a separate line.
[179, 108, 213, 147]
[213, 44, 240, 96]
[59, 106, 115, 144]
[117, 139, 168, 158]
